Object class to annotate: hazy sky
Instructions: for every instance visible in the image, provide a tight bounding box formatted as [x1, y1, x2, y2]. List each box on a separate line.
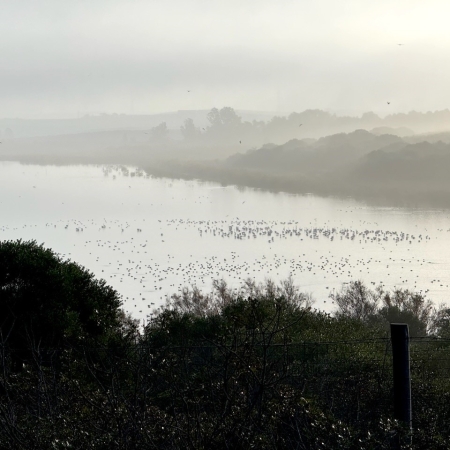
[2, 0, 450, 118]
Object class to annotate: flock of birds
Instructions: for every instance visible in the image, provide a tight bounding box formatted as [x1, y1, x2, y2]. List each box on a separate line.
[2, 213, 448, 321]
[189, 219, 431, 245]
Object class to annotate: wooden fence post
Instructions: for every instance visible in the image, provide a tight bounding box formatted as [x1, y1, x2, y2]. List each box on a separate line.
[390, 323, 412, 447]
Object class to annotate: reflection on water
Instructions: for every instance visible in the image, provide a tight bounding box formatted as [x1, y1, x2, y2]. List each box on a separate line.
[2, 161, 450, 322]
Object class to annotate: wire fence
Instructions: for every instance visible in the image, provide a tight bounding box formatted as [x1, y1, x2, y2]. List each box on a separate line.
[5, 336, 450, 375]
[132, 336, 450, 410]
[2, 335, 450, 448]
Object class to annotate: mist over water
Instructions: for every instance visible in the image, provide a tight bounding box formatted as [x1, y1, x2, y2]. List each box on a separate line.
[2, 161, 450, 322]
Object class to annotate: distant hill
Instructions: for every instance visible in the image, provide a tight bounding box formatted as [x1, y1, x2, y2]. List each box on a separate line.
[0, 111, 209, 139]
[405, 131, 450, 145]
[3, 108, 450, 141]
[370, 126, 414, 137]
[346, 141, 450, 187]
[226, 130, 403, 175]
[0, 110, 280, 139]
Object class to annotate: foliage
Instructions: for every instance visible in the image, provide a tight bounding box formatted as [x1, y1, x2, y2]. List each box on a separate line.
[427, 306, 450, 338]
[0, 239, 125, 365]
[151, 122, 168, 141]
[164, 277, 312, 318]
[207, 107, 242, 128]
[332, 280, 381, 323]
[180, 118, 201, 141]
[331, 280, 440, 336]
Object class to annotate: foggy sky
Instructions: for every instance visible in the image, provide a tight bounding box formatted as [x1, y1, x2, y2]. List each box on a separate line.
[2, 0, 450, 119]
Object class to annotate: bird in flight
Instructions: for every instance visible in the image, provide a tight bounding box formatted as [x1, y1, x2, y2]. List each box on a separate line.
[299, 124, 302, 127]
[187, 90, 191, 93]
[398, 44, 404, 46]
[387, 102, 390, 105]
[239, 140, 242, 144]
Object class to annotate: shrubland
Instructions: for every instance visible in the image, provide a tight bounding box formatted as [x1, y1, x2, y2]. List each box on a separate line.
[1, 240, 450, 448]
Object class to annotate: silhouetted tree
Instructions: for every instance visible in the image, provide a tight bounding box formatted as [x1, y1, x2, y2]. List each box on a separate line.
[206, 107, 221, 128]
[205, 107, 243, 143]
[0, 239, 123, 369]
[332, 280, 381, 323]
[180, 118, 200, 141]
[151, 121, 168, 141]
[218, 106, 241, 126]
[331, 280, 439, 335]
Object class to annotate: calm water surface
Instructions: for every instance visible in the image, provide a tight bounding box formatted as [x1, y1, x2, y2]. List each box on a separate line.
[2, 161, 450, 322]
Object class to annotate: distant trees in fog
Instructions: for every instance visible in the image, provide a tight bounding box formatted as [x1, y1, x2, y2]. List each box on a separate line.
[175, 107, 450, 148]
[205, 107, 250, 144]
[180, 107, 266, 148]
[176, 108, 403, 149]
[151, 121, 168, 141]
[147, 107, 450, 155]
[180, 118, 201, 141]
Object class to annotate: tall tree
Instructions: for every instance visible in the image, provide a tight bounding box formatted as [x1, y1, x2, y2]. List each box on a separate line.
[0, 240, 123, 367]
[180, 118, 200, 140]
[151, 121, 168, 141]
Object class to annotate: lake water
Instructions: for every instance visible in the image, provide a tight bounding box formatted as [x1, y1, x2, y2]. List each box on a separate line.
[2, 161, 450, 323]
